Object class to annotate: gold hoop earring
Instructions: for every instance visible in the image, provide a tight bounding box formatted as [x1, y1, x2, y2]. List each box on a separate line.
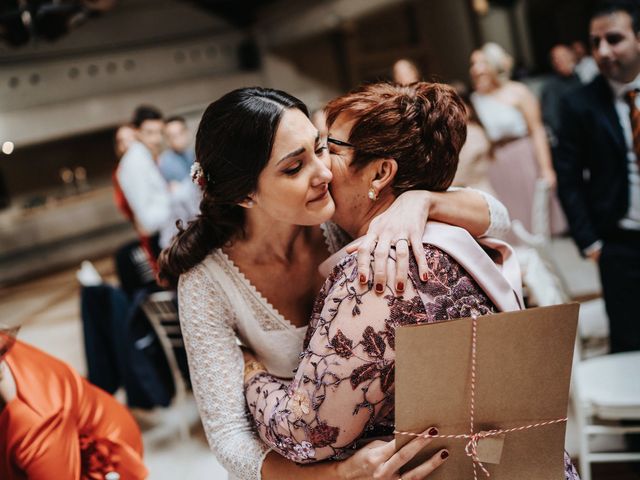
[368, 187, 378, 201]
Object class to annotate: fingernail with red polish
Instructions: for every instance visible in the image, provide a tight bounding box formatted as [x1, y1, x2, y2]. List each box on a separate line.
[375, 283, 384, 293]
[428, 427, 438, 436]
[396, 282, 404, 293]
[422, 273, 428, 282]
[441, 450, 449, 460]
[360, 274, 367, 284]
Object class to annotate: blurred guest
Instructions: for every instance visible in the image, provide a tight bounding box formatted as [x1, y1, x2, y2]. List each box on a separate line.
[158, 116, 195, 183]
[0, 337, 147, 479]
[392, 58, 421, 85]
[470, 42, 566, 238]
[116, 105, 198, 259]
[310, 108, 328, 139]
[541, 44, 582, 144]
[114, 124, 137, 159]
[452, 86, 496, 195]
[111, 122, 160, 289]
[572, 40, 600, 84]
[555, 0, 640, 353]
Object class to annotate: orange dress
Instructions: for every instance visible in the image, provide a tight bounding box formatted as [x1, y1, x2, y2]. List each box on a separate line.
[0, 341, 148, 480]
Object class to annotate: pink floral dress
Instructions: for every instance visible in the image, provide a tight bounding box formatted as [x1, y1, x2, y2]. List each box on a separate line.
[244, 246, 580, 479]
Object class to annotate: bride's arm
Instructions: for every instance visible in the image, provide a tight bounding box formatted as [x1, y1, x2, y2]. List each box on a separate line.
[355, 188, 509, 291]
[178, 264, 271, 480]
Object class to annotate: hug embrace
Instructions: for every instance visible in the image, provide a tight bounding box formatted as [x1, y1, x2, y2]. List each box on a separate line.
[159, 82, 580, 480]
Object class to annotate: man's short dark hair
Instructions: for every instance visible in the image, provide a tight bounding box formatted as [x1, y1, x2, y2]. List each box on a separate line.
[591, 0, 640, 33]
[165, 115, 186, 125]
[131, 105, 163, 128]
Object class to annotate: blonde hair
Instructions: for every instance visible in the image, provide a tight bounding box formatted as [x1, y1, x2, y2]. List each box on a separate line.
[480, 42, 514, 84]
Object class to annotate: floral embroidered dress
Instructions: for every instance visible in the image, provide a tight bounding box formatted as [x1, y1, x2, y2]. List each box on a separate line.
[177, 191, 511, 480]
[244, 224, 580, 479]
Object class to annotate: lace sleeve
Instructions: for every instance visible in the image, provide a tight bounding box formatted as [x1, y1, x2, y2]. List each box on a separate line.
[447, 187, 511, 239]
[475, 189, 511, 239]
[245, 255, 400, 463]
[178, 263, 271, 480]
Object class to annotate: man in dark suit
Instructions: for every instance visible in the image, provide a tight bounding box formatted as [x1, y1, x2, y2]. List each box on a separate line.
[555, 0, 640, 353]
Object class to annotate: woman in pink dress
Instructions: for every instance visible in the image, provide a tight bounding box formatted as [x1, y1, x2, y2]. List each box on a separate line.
[470, 42, 567, 238]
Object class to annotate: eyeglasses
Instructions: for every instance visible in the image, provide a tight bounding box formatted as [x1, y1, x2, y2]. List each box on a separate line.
[327, 136, 355, 148]
[328, 136, 386, 159]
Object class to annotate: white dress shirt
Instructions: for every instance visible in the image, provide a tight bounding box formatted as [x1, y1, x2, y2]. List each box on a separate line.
[608, 76, 640, 232]
[116, 141, 200, 248]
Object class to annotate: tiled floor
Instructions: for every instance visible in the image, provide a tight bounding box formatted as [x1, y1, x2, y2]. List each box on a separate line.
[0, 238, 638, 479]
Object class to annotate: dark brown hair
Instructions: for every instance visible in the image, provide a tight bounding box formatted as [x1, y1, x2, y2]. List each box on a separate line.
[157, 87, 308, 287]
[325, 82, 467, 194]
[592, 1, 640, 33]
[131, 105, 163, 128]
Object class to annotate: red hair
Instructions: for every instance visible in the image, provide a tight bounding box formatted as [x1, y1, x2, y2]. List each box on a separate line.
[325, 82, 467, 193]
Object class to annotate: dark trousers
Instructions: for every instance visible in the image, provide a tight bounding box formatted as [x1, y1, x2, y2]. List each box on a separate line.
[599, 230, 640, 353]
[81, 285, 173, 408]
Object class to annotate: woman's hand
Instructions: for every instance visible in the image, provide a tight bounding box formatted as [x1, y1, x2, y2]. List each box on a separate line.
[351, 190, 431, 294]
[241, 348, 267, 384]
[335, 427, 449, 480]
[350, 188, 495, 293]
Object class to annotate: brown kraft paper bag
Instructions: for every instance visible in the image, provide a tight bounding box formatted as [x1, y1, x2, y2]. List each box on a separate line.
[395, 303, 579, 479]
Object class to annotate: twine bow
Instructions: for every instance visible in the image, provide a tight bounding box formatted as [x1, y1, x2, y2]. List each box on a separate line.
[395, 315, 567, 479]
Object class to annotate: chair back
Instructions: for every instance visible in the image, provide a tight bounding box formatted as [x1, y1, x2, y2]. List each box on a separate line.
[141, 291, 188, 404]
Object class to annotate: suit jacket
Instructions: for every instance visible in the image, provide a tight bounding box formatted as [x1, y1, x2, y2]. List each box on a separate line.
[554, 74, 630, 252]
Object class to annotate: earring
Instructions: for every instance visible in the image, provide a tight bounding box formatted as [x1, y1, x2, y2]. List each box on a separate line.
[246, 200, 254, 208]
[368, 187, 378, 201]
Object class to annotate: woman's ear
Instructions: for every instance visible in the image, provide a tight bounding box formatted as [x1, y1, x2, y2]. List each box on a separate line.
[238, 196, 256, 209]
[370, 158, 398, 194]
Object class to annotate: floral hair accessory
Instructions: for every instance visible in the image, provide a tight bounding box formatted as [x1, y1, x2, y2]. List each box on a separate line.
[190, 161, 208, 188]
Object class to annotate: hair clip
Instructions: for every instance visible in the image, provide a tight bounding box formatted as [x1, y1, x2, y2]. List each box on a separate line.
[190, 161, 208, 189]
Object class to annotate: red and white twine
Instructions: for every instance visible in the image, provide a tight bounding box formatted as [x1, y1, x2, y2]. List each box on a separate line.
[394, 315, 567, 479]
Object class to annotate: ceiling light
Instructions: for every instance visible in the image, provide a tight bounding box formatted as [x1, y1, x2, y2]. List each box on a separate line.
[2, 141, 15, 155]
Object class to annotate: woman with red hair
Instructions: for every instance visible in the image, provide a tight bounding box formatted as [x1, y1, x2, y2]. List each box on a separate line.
[242, 82, 579, 479]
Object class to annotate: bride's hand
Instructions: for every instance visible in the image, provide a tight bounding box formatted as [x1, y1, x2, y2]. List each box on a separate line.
[335, 427, 449, 480]
[241, 348, 267, 384]
[349, 190, 431, 294]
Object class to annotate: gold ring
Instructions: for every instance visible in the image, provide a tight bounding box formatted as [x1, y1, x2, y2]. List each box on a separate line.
[394, 238, 410, 247]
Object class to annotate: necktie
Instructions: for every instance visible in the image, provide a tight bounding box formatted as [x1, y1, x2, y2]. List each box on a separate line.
[624, 89, 640, 166]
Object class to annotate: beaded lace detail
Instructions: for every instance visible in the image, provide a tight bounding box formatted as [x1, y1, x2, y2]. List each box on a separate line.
[478, 189, 511, 239]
